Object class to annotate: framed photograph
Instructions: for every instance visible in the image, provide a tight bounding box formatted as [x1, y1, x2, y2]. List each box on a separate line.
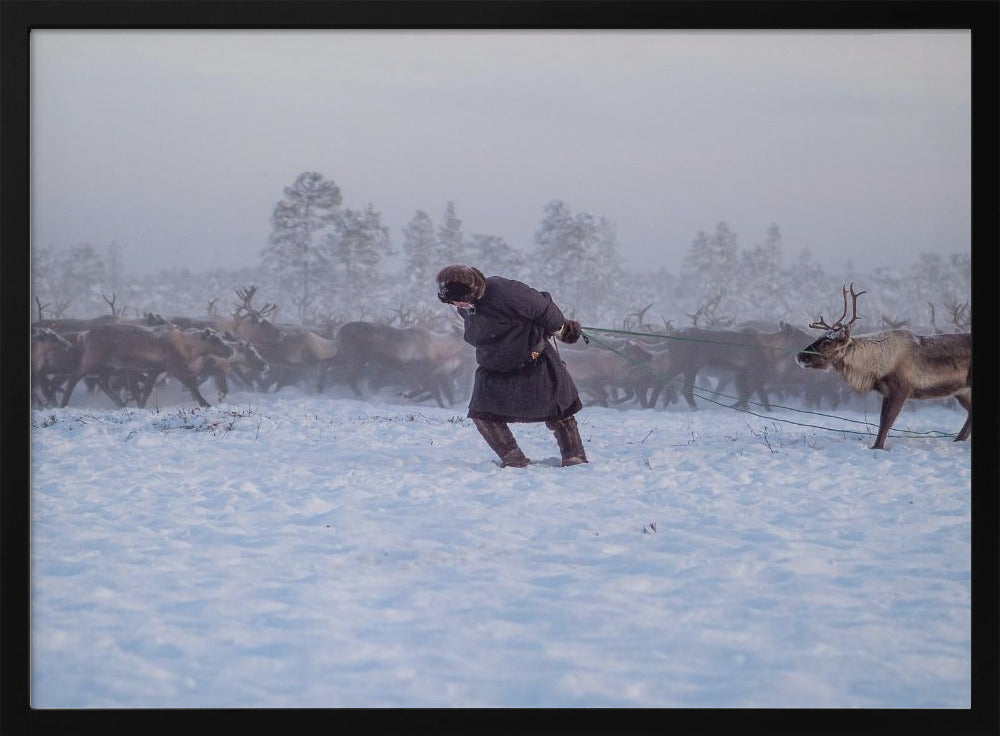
[4, 1, 997, 733]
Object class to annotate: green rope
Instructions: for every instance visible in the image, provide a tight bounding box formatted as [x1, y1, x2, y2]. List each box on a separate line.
[581, 324, 826, 358]
[578, 329, 956, 441]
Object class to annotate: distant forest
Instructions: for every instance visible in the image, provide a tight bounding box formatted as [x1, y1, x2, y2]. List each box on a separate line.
[30, 171, 972, 335]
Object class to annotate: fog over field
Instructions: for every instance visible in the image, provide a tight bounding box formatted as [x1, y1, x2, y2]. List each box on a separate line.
[31, 29, 970, 280]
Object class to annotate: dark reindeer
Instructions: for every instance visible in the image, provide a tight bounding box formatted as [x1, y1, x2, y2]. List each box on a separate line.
[333, 321, 470, 407]
[796, 284, 972, 450]
[230, 286, 338, 392]
[656, 322, 812, 410]
[31, 327, 73, 406]
[60, 324, 234, 408]
[560, 339, 665, 408]
[195, 331, 269, 402]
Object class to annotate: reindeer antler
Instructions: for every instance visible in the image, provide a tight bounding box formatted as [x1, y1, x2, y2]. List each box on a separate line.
[686, 290, 731, 327]
[102, 292, 127, 318]
[234, 284, 279, 322]
[944, 298, 971, 331]
[809, 283, 867, 332]
[234, 285, 258, 318]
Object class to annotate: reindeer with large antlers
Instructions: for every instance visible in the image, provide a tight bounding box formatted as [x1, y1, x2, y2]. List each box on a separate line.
[796, 284, 972, 450]
[230, 285, 340, 393]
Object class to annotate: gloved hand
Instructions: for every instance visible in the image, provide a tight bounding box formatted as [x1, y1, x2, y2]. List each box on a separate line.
[558, 319, 582, 344]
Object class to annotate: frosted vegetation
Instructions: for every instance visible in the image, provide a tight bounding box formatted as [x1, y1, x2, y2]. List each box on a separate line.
[30, 172, 971, 336]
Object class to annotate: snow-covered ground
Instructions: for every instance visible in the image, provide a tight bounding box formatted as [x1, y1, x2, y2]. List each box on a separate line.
[29, 382, 972, 708]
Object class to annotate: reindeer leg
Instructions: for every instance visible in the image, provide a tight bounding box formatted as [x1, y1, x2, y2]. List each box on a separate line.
[95, 375, 126, 407]
[122, 372, 147, 407]
[751, 372, 771, 411]
[273, 368, 290, 392]
[347, 364, 365, 398]
[954, 393, 971, 441]
[137, 372, 160, 407]
[873, 385, 909, 450]
[646, 380, 665, 409]
[733, 371, 751, 410]
[682, 371, 698, 409]
[180, 376, 212, 407]
[31, 377, 46, 407]
[428, 374, 454, 408]
[609, 387, 634, 406]
[38, 375, 56, 405]
[60, 374, 85, 407]
[229, 366, 252, 391]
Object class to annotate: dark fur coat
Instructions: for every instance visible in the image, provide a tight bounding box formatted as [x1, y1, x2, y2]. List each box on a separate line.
[456, 276, 582, 423]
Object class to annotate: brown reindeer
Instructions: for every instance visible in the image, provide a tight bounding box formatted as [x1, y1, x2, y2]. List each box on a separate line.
[241, 324, 339, 393]
[796, 284, 972, 450]
[31, 327, 73, 406]
[333, 321, 470, 407]
[228, 286, 341, 392]
[32, 314, 119, 333]
[656, 322, 812, 410]
[195, 331, 269, 401]
[60, 324, 234, 408]
[559, 339, 665, 408]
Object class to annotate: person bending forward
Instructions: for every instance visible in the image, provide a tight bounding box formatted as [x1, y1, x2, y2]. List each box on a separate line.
[436, 264, 587, 467]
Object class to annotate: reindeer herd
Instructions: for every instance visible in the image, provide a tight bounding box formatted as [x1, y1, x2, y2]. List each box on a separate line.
[30, 284, 972, 449]
[31, 287, 474, 412]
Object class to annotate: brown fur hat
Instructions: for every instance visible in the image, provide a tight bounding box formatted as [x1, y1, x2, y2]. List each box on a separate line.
[436, 265, 487, 303]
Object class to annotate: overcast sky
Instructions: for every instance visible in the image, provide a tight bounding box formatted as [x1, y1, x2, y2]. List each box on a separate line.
[30, 30, 971, 276]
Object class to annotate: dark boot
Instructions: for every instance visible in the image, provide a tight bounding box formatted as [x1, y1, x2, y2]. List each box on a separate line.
[473, 418, 530, 467]
[546, 415, 588, 466]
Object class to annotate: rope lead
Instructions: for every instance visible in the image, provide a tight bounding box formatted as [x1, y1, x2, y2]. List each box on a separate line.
[577, 328, 957, 442]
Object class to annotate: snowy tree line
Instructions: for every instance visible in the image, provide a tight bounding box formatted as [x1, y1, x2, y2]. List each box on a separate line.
[31, 171, 972, 336]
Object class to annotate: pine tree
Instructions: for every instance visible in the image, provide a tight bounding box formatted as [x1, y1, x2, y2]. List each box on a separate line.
[676, 221, 741, 323]
[401, 210, 439, 305]
[533, 200, 622, 322]
[57, 242, 107, 316]
[735, 223, 786, 321]
[31, 246, 57, 312]
[323, 204, 392, 317]
[106, 241, 123, 295]
[787, 247, 829, 326]
[261, 172, 343, 319]
[682, 222, 738, 293]
[468, 233, 527, 281]
[436, 201, 466, 265]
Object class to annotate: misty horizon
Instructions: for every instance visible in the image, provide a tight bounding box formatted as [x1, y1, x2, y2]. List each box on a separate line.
[30, 30, 971, 278]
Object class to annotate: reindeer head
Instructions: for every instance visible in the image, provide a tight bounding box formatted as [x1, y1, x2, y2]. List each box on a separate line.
[31, 326, 73, 353]
[233, 285, 284, 342]
[31, 327, 73, 373]
[142, 312, 170, 326]
[222, 331, 268, 372]
[198, 328, 234, 358]
[796, 283, 866, 370]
